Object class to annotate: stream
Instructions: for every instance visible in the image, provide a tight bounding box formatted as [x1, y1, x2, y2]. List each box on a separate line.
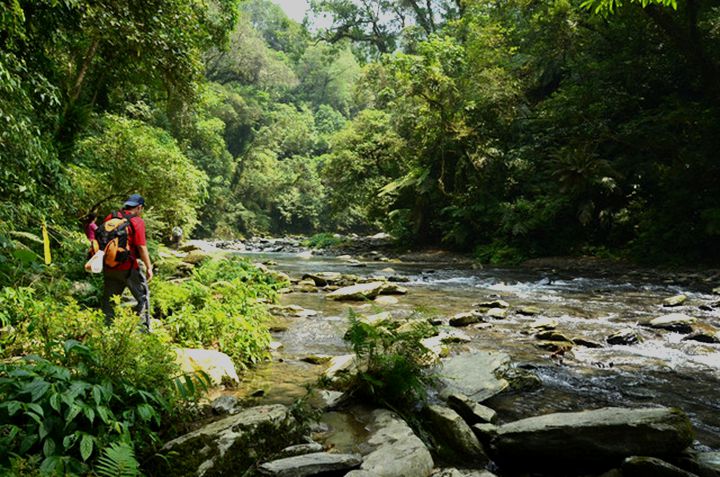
[214, 246, 720, 452]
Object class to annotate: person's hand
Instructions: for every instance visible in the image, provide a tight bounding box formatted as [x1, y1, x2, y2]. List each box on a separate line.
[146, 266, 154, 282]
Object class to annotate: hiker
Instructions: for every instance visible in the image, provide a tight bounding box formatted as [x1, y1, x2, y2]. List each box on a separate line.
[84, 213, 98, 243]
[99, 194, 153, 330]
[171, 225, 183, 249]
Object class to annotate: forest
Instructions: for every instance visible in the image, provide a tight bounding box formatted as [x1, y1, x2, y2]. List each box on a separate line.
[3, 0, 720, 267]
[1, 0, 720, 475]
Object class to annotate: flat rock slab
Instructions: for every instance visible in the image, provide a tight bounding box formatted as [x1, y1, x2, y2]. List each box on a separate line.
[489, 407, 694, 470]
[175, 348, 239, 386]
[622, 456, 699, 477]
[353, 409, 434, 477]
[645, 313, 696, 333]
[328, 282, 386, 300]
[258, 452, 362, 476]
[425, 405, 487, 462]
[437, 351, 511, 402]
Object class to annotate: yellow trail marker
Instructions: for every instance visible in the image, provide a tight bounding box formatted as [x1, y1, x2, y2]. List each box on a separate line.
[42, 221, 52, 265]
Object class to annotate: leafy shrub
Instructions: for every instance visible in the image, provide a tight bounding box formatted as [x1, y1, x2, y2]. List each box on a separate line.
[151, 256, 285, 368]
[0, 338, 164, 475]
[341, 310, 438, 410]
[473, 240, 525, 265]
[302, 233, 346, 249]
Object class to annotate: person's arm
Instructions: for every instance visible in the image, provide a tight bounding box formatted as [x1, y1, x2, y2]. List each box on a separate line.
[138, 245, 153, 282]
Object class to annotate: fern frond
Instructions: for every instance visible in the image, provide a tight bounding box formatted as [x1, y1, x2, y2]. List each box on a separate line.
[94, 441, 141, 477]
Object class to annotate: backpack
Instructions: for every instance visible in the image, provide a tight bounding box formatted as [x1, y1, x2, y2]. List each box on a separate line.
[91, 211, 136, 268]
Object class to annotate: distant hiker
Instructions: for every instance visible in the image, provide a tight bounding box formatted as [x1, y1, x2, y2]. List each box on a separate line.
[171, 225, 183, 249]
[97, 194, 153, 330]
[84, 213, 98, 243]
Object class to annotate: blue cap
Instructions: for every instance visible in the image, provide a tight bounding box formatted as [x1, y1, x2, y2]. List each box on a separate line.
[124, 194, 145, 207]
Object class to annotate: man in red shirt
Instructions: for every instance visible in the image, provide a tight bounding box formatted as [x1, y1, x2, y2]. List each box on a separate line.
[101, 194, 154, 330]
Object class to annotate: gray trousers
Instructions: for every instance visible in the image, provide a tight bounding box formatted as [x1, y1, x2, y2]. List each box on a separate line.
[102, 267, 150, 330]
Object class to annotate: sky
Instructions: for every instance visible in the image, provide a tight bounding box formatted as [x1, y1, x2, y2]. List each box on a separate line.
[270, 0, 310, 23]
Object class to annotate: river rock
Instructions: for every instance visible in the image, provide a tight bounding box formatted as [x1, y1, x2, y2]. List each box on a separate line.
[327, 282, 386, 301]
[535, 330, 573, 342]
[680, 450, 720, 477]
[374, 295, 399, 305]
[607, 328, 641, 345]
[486, 308, 508, 319]
[472, 423, 499, 445]
[663, 295, 688, 307]
[323, 354, 357, 381]
[517, 306, 542, 316]
[529, 317, 558, 330]
[489, 407, 694, 470]
[682, 331, 720, 344]
[443, 392, 497, 424]
[303, 272, 342, 286]
[437, 328, 472, 343]
[174, 348, 239, 386]
[645, 313, 696, 333]
[302, 354, 333, 365]
[380, 283, 408, 295]
[449, 312, 482, 327]
[425, 405, 487, 462]
[158, 404, 299, 476]
[258, 452, 362, 476]
[437, 351, 511, 402]
[474, 300, 510, 309]
[348, 409, 434, 477]
[622, 456, 699, 477]
[572, 337, 604, 348]
[536, 340, 573, 353]
[183, 249, 211, 264]
[420, 336, 449, 360]
[211, 395, 239, 415]
[277, 442, 324, 458]
[432, 469, 498, 477]
[361, 312, 392, 326]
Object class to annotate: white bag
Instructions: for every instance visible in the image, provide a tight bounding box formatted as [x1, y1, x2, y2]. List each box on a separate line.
[84, 250, 105, 273]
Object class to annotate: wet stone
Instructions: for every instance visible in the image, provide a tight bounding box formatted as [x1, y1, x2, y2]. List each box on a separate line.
[517, 306, 542, 316]
[257, 452, 362, 477]
[644, 313, 696, 334]
[663, 294, 688, 307]
[534, 330, 573, 342]
[474, 299, 510, 309]
[682, 331, 720, 344]
[277, 442, 324, 458]
[486, 308, 508, 319]
[622, 456, 699, 477]
[607, 328, 640, 345]
[529, 317, 558, 330]
[449, 312, 482, 327]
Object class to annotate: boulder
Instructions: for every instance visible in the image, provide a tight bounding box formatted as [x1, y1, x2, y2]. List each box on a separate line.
[277, 442, 324, 458]
[323, 354, 357, 381]
[174, 348, 239, 386]
[529, 317, 558, 330]
[158, 405, 300, 477]
[489, 407, 694, 470]
[471, 423, 499, 445]
[644, 313, 696, 333]
[572, 337, 604, 348]
[301, 354, 333, 365]
[517, 306, 542, 316]
[211, 395, 239, 415]
[425, 405, 487, 462]
[375, 295, 400, 305]
[622, 456, 699, 477]
[680, 451, 720, 477]
[183, 249, 211, 264]
[449, 312, 482, 327]
[682, 331, 720, 344]
[327, 282, 386, 301]
[302, 272, 343, 286]
[474, 300, 510, 309]
[486, 308, 508, 319]
[663, 295, 688, 307]
[535, 330, 573, 342]
[443, 392, 497, 424]
[437, 352, 511, 402]
[258, 452, 362, 476]
[352, 409, 434, 477]
[380, 283, 408, 295]
[607, 328, 641, 345]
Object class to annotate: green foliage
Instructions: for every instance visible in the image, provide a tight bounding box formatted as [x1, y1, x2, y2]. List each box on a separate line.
[473, 240, 526, 266]
[151, 256, 285, 368]
[73, 114, 208, 237]
[0, 337, 168, 475]
[341, 310, 438, 409]
[94, 442, 140, 477]
[303, 233, 346, 249]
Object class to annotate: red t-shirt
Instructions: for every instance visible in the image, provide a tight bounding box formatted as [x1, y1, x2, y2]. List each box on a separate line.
[102, 211, 147, 270]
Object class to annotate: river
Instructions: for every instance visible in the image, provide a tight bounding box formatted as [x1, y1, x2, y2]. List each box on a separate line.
[216, 246, 720, 451]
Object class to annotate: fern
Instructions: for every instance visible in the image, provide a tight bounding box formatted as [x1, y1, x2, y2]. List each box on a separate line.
[94, 442, 141, 477]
